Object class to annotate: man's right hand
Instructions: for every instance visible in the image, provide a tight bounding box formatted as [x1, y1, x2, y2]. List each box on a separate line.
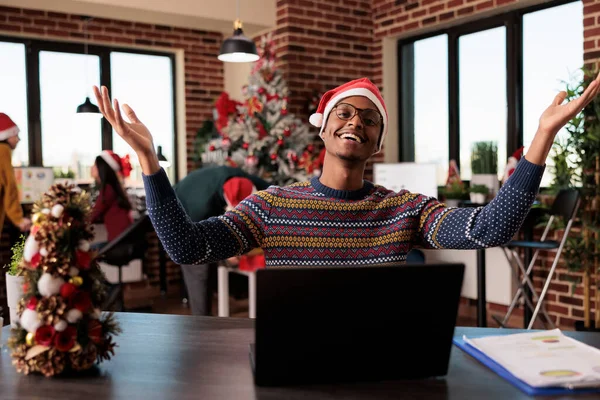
[93, 85, 161, 175]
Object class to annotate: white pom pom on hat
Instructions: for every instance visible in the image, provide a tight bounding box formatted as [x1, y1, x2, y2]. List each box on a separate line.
[309, 78, 388, 153]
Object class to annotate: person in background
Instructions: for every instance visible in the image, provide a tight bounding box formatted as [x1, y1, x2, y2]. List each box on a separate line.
[174, 165, 270, 316]
[0, 113, 31, 234]
[90, 150, 133, 249]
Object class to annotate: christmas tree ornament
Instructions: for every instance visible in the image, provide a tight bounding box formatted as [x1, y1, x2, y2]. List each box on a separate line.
[8, 183, 121, 377]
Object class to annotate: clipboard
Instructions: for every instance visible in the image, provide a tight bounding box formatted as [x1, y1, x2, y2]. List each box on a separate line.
[453, 336, 600, 396]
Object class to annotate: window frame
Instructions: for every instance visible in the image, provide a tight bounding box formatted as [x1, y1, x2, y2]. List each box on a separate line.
[397, 0, 578, 184]
[0, 35, 178, 180]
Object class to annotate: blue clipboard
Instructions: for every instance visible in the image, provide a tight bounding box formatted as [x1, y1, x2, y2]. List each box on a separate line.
[453, 336, 600, 396]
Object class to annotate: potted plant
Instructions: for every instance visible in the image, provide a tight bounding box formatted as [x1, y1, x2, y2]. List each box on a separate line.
[469, 184, 489, 204]
[439, 182, 467, 208]
[553, 69, 600, 331]
[4, 235, 25, 327]
[471, 141, 499, 195]
[53, 167, 76, 185]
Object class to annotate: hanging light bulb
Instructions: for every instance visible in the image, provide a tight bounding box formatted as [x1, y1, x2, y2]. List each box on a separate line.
[218, 0, 259, 63]
[76, 16, 101, 116]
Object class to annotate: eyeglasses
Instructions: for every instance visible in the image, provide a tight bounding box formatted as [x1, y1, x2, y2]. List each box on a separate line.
[332, 103, 382, 127]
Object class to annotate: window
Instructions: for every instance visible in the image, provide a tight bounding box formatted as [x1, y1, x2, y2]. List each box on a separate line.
[0, 38, 177, 183]
[399, 0, 584, 187]
[458, 28, 507, 181]
[413, 35, 449, 185]
[0, 42, 28, 166]
[523, 1, 583, 187]
[110, 52, 175, 183]
[39, 51, 101, 180]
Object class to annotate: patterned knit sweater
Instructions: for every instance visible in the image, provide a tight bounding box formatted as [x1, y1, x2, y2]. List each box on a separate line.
[143, 158, 544, 267]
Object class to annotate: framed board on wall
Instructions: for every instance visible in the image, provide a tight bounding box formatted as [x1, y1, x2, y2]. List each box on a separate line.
[14, 167, 54, 204]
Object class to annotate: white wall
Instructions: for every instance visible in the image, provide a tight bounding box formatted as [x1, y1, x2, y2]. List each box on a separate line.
[422, 248, 515, 306]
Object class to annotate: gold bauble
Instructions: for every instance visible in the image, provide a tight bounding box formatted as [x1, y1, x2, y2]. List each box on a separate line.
[26, 332, 36, 346]
[32, 213, 45, 225]
[69, 276, 83, 287]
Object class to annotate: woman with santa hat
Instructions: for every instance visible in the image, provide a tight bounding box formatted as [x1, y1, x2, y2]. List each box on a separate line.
[89, 150, 134, 249]
[0, 113, 31, 234]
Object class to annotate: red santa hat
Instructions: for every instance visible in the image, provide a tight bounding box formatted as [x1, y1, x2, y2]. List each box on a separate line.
[99, 150, 132, 178]
[222, 177, 257, 209]
[309, 78, 388, 153]
[0, 113, 20, 141]
[502, 146, 525, 183]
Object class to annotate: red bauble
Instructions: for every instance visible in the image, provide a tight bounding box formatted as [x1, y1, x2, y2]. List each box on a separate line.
[209, 145, 216, 151]
[221, 137, 232, 151]
[54, 326, 76, 351]
[283, 128, 291, 137]
[277, 139, 284, 146]
[30, 253, 41, 268]
[307, 144, 315, 152]
[242, 143, 249, 150]
[27, 297, 38, 310]
[76, 250, 91, 270]
[60, 283, 77, 300]
[258, 87, 266, 94]
[35, 325, 56, 346]
[71, 291, 92, 312]
[281, 108, 288, 116]
[270, 153, 278, 160]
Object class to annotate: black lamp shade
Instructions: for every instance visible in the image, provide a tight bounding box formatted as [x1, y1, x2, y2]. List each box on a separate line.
[76, 97, 100, 114]
[218, 28, 259, 63]
[157, 145, 171, 168]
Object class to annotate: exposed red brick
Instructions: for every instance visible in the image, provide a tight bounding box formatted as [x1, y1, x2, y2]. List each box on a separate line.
[584, 3, 600, 14]
[440, 11, 455, 21]
[585, 40, 596, 50]
[476, 1, 494, 11]
[0, 22, 20, 32]
[33, 18, 56, 27]
[457, 6, 474, 16]
[430, 4, 446, 13]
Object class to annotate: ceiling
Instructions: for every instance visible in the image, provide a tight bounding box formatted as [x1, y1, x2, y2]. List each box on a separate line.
[2, 0, 275, 35]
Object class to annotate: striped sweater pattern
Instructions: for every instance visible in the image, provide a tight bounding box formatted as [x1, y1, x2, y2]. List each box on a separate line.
[143, 158, 544, 267]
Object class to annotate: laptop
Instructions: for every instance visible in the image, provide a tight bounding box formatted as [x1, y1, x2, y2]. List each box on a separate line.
[250, 263, 465, 386]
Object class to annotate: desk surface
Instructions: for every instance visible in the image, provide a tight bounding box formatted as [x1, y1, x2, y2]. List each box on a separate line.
[2, 313, 599, 400]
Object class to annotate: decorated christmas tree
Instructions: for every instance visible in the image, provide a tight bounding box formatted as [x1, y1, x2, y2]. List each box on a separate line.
[8, 183, 120, 377]
[203, 34, 322, 185]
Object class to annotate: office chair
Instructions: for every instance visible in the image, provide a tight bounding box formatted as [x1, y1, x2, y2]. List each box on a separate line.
[96, 213, 152, 311]
[496, 189, 581, 330]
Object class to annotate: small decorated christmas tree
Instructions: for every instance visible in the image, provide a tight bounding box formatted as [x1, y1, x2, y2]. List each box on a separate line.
[8, 183, 120, 377]
[204, 34, 321, 185]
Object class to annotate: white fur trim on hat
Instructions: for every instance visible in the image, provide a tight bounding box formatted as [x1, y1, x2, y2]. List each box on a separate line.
[100, 151, 120, 172]
[0, 125, 19, 141]
[309, 113, 323, 127]
[317, 88, 388, 153]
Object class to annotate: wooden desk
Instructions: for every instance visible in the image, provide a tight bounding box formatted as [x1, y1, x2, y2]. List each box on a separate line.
[2, 314, 599, 399]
